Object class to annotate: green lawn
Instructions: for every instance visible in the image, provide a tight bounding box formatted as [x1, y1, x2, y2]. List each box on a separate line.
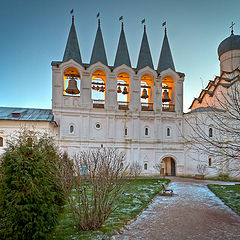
[50, 178, 169, 240]
[208, 184, 240, 214]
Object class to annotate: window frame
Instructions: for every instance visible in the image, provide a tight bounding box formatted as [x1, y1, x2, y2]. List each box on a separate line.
[145, 127, 149, 136]
[167, 127, 171, 137]
[209, 127, 213, 137]
[70, 125, 74, 134]
[144, 163, 148, 170]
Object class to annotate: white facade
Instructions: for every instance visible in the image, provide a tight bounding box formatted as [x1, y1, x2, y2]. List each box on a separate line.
[1, 19, 240, 178]
[52, 59, 185, 176]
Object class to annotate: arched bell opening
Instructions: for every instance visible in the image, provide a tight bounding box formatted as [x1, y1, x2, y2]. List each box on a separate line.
[162, 156, 176, 176]
[117, 72, 130, 110]
[140, 74, 153, 111]
[91, 70, 106, 108]
[63, 67, 81, 96]
[162, 76, 175, 112]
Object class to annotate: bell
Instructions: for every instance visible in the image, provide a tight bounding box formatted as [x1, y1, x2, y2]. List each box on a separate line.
[117, 86, 122, 93]
[96, 85, 100, 91]
[100, 86, 105, 92]
[141, 89, 149, 99]
[162, 89, 171, 102]
[122, 87, 128, 95]
[65, 78, 80, 94]
[92, 85, 96, 90]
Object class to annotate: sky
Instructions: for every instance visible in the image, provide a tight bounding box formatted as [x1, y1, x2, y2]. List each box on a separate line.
[1, 0, 240, 112]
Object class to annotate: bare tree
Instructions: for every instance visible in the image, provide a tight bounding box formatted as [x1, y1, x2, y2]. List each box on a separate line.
[69, 148, 128, 231]
[154, 161, 165, 177]
[185, 77, 240, 177]
[53, 151, 74, 197]
[129, 161, 142, 178]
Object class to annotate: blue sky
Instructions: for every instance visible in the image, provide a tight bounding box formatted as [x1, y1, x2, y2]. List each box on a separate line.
[0, 0, 239, 112]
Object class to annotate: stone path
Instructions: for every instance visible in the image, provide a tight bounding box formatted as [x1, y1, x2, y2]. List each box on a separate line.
[114, 177, 240, 240]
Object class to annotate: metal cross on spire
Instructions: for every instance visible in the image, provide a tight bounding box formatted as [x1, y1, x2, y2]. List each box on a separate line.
[97, 12, 100, 26]
[119, 16, 124, 29]
[70, 9, 74, 23]
[162, 21, 167, 34]
[230, 21, 235, 35]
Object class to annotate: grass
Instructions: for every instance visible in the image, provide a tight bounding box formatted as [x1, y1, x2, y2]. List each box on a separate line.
[50, 178, 169, 240]
[208, 184, 240, 215]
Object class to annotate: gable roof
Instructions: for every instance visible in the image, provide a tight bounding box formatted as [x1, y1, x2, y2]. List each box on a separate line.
[0, 107, 53, 122]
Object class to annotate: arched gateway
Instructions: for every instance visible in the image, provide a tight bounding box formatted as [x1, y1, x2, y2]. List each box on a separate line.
[162, 157, 176, 176]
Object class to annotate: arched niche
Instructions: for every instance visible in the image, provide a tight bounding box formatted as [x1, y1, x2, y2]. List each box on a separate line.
[91, 70, 106, 108]
[162, 76, 175, 112]
[161, 156, 176, 176]
[140, 74, 153, 111]
[63, 67, 81, 96]
[117, 72, 130, 110]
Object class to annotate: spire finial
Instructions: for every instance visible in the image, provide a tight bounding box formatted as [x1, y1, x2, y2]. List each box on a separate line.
[162, 21, 167, 34]
[141, 18, 146, 31]
[230, 21, 235, 35]
[119, 16, 124, 30]
[70, 9, 74, 24]
[97, 12, 100, 26]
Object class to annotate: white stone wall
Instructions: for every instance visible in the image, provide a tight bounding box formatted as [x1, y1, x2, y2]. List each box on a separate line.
[52, 60, 185, 175]
[0, 120, 57, 155]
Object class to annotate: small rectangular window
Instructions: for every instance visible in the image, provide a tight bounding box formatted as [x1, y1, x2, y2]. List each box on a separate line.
[209, 128, 213, 137]
[0, 137, 3, 147]
[145, 128, 149, 136]
[144, 163, 148, 170]
[124, 128, 128, 136]
[209, 157, 212, 167]
[167, 128, 170, 136]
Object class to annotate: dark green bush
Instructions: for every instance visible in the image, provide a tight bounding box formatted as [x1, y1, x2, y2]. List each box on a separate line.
[0, 131, 71, 240]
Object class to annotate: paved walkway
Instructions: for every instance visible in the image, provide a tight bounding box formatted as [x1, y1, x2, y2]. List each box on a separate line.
[114, 177, 240, 240]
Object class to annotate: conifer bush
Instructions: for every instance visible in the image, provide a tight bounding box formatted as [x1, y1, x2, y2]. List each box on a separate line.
[0, 130, 73, 240]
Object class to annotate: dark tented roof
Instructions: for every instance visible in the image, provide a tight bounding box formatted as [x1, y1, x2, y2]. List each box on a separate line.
[0, 107, 53, 121]
[63, 16, 82, 64]
[90, 20, 108, 65]
[114, 23, 131, 68]
[157, 29, 175, 73]
[136, 26, 154, 70]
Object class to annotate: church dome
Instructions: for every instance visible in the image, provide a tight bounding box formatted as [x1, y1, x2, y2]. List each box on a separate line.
[218, 34, 240, 57]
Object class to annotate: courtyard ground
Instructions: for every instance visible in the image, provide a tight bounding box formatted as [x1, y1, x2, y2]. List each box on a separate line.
[114, 177, 240, 240]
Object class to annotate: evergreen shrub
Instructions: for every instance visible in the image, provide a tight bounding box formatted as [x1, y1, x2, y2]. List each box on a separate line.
[0, 131, 71, 240]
